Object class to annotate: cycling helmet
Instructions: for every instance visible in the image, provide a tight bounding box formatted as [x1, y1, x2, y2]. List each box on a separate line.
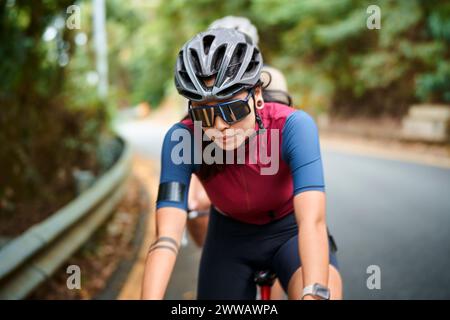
[174, 28, 263, 102]
[208, 16, 259, 46]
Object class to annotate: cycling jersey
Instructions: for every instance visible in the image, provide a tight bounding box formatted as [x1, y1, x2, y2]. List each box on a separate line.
[156, 102, 325, 225]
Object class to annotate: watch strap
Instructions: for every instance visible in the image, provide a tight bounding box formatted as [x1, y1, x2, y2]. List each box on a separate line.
[302, 283, 330, 300]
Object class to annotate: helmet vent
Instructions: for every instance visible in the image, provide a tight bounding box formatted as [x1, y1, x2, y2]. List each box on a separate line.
[211, 44, 227, 74]
[244, 47, 260, 76]
[177, 51, 195, 90]
[189, 49, 202, 75]
[226, 43, 247, 78]
[203, 35, 215, 55]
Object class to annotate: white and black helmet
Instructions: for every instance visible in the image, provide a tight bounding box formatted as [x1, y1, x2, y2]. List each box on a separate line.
[174, 28, 263, 102]
[208, 16, 259, 45]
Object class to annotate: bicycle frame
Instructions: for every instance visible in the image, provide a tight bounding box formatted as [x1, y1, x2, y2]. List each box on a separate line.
[259, 284, 272, 300]
[254, 269, 277, 300]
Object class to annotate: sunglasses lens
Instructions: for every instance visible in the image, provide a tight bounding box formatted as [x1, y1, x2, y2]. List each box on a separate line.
[189, 107, 215, 127]
[221, 100, 251, 123]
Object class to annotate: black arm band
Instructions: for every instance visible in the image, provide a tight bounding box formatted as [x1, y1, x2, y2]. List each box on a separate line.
[157, 182, 186, 203]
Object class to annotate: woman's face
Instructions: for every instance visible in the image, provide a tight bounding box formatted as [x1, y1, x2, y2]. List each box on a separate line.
[191, 86, 263, 151]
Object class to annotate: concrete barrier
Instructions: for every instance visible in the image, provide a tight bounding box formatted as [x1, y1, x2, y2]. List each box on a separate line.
[402, 105, 450, 143]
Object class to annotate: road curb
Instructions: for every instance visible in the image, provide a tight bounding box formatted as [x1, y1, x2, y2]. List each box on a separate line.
[94, 177, 150, 300]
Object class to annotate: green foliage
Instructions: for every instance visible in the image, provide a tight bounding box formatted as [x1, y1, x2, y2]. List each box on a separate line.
[112, 0, 448, 116]
[0, 0, 110, 217]
[416, 2, 450, 103]
[416, 61, 450, 102]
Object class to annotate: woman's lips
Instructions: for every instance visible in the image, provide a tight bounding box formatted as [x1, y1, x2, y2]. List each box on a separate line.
[218, 135, 234, 143]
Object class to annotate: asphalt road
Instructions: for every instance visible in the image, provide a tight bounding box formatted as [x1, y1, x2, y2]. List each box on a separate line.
[325, 151, 450, 299]
[117, 118, 450, 299]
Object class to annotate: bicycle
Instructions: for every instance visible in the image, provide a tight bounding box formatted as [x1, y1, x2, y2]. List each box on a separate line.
[254, 269, 277, 300]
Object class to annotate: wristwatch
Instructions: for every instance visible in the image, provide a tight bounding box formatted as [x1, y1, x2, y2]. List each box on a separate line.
[302, 283, 330, 300]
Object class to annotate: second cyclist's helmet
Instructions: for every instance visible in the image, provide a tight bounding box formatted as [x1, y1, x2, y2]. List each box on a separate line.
[174, 28, 263, 102]
[208, 16, 259, 45]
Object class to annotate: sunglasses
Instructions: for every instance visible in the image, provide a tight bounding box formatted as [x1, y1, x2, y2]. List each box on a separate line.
[188, 89, 253, 128]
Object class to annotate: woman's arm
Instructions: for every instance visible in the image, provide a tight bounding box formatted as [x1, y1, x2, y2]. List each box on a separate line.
[143, 122, 194, 299]
[186, 175, 211, 247]
[281, 110, 329, 299]
[141, 207, 187, 299]
[293, 190, 329, 300]
[188, 174, 211, 212]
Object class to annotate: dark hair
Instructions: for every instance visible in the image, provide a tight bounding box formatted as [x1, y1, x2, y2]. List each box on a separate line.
[181, 72, 293, 181]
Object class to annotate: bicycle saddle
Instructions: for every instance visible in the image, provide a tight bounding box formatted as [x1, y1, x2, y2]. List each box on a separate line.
[254, 269, 277, 286]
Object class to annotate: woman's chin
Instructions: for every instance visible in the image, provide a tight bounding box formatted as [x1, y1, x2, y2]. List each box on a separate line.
[215, 140, 235, 151]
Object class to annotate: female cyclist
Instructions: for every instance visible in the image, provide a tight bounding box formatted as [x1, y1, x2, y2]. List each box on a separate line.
[141, 28, 343, 300]
[186, 16, 292, 249]
[186, 16, 295, 300]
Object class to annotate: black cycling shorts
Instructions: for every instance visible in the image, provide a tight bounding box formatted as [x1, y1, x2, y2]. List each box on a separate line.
[197, 206, 339, 299]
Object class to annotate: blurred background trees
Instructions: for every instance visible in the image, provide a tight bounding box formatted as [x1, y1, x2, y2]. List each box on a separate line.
[1, 0, 449, 229]
[116, 0, 449, 117]
[0, 0, 109, 232]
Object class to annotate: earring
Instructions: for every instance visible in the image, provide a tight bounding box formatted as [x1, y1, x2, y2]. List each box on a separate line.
[256, 100, 264, 110]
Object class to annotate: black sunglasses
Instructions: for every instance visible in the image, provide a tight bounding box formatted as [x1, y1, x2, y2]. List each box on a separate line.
[188, 89, 253, 128]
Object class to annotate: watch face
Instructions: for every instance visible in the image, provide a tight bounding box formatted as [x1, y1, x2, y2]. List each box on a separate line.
[314, 284, 330, 300]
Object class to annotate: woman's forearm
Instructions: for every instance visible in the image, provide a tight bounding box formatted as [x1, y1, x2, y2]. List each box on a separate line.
[141, 208, 187, 299]
[294, 191, 329, 297]
[141, 248, 178, 299]
[298, 221, 329, 291]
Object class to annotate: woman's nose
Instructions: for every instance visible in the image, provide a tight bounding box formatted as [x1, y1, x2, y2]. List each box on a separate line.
[214, 116, 230, 131]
